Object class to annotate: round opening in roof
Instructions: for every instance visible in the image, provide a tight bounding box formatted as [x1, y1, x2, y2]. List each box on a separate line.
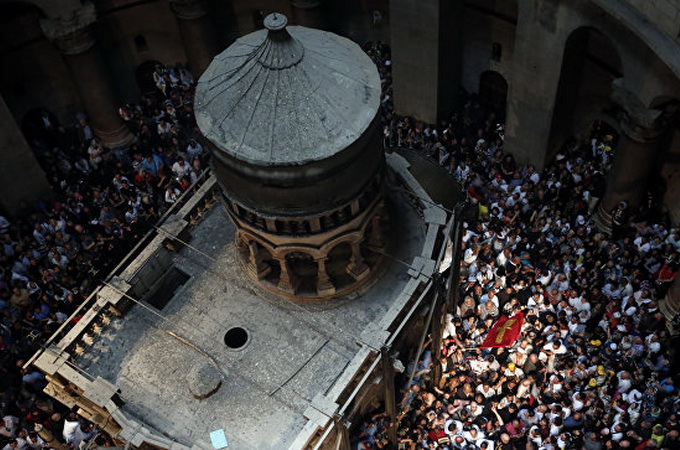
[224, 327, 250, 350]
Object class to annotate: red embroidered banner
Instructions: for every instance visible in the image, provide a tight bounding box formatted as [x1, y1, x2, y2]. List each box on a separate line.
[480, 312, 524, 348]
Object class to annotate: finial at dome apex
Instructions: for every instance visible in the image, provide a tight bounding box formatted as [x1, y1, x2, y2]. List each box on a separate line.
[264, 12, 288, 31]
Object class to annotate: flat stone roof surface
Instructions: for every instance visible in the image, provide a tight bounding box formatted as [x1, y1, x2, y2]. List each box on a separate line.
[76, 189, 425, 449]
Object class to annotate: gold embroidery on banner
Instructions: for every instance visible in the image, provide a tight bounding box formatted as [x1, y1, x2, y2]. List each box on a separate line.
[494, 319, 516, 343]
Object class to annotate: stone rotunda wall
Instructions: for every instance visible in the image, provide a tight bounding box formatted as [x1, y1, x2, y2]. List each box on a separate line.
[195, 13, 386, 300]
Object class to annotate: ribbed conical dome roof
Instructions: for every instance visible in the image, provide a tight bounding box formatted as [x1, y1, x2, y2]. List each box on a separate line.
[195, 13, 381, 166]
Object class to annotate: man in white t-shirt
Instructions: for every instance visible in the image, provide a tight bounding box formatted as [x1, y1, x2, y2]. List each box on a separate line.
[171, 157, 191, 178]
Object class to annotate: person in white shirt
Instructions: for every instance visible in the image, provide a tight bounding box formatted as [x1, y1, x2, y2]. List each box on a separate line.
[157, 118, 172, 135]
[571, 392, 585, 412]
[475, 382, 496, 398]
[462, 228, 478, 243]
[463, 244, 479, 265]
[25, 433, 45, 450]
[62, 414, 80, 443]
[186, 139, 204, 160]
[171, 157, 191, 178]
[496, 248, 511, 267]
[568, 290, 585, 310]
[664, 229, 680, 250]
[633, 235, 651, 253]
[454, 161, 470, 182]
[442, 314, 457, 339]
[0, 416, 19, 439]
[525, 165, 540, 184]
[616, 371, 632, 393]
[602, 281, 622, 300]
[164, 186, 180, 204]
[540, 340, 567, 371]
[462, 424, 485, 444]
[1, 438, 26, 450]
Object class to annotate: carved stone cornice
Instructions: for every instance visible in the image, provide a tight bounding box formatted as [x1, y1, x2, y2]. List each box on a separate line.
[40, 2, 96, 55]
[611, 78, 670, 143]
[169, 0, 209, 20]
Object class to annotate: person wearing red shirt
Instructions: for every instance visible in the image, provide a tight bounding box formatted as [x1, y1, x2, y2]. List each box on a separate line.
[655, 262, 678, 295]
[428, 425, 449, 445]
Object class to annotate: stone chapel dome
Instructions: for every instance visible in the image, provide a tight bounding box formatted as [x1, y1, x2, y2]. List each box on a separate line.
[195, 13, 383, 216]
[196, 13, 380, 166]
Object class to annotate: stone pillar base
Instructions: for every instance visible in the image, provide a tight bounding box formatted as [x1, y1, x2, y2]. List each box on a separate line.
[247, 240, 272, 280]
[347, 241, 370, 281]
[277, 277, 298, 295]
[659, 293, 678, 322]
[368, 214, 385, 248]
[347, 261, 370, 282]
[660, 277, 680, 333]
[316, 281, 336, 297]
[247, 264, 271, 281]
[277, 259, 298, 294]
[96, 124, 136, 149]
[593, 203, 612, 234]
[316, 257, 336, 296]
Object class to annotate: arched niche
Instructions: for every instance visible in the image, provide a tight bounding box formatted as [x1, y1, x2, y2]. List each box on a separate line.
[479, 70, 508, 120]
[0, 1, 81, 125]
[20, 107, 59, 144]
[326, 241, 354, 289]
[285, 251, 318, 295]
[647, 95, 680, 222]
[135, 60, 166, 98]
[460, 0, 517, 117]
[547, 26, 623, 158]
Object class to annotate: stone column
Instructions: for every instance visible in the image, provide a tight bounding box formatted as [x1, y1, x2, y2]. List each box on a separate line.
[380, 347, 398, 445]
[661, 275, 680, 324]
[40, 3, 134, 149]
[315, 257, 336, 296]
[246, 241, 271, 280]
[346, 241, 370, 281]
[277, 256, 296, 294]
[170, 0, 222, 77]
[289, 0, 327, 29]
[368, 214, 384, 248]
[503, 1, 564, 169]
[594, 79, 671, 231]
[0, 95, 52, 216]
[390, 0, 463, 124]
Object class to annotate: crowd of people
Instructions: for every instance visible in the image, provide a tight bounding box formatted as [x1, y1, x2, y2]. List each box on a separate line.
[355, 43, 680, 450]
[0, 64, 207, 449]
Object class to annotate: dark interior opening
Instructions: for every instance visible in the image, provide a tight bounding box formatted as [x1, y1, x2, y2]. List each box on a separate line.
[224, 327, 248, 349]
[145, 266, 190, 310]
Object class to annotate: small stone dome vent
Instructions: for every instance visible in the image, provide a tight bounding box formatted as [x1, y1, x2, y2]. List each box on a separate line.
[187, 362, 223, 400]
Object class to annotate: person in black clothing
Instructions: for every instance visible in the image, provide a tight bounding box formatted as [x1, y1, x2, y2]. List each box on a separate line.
[610, 201, 630, 238]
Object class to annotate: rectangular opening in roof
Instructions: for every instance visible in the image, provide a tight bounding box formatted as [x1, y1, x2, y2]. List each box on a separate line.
[144, 266, 191, 310]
